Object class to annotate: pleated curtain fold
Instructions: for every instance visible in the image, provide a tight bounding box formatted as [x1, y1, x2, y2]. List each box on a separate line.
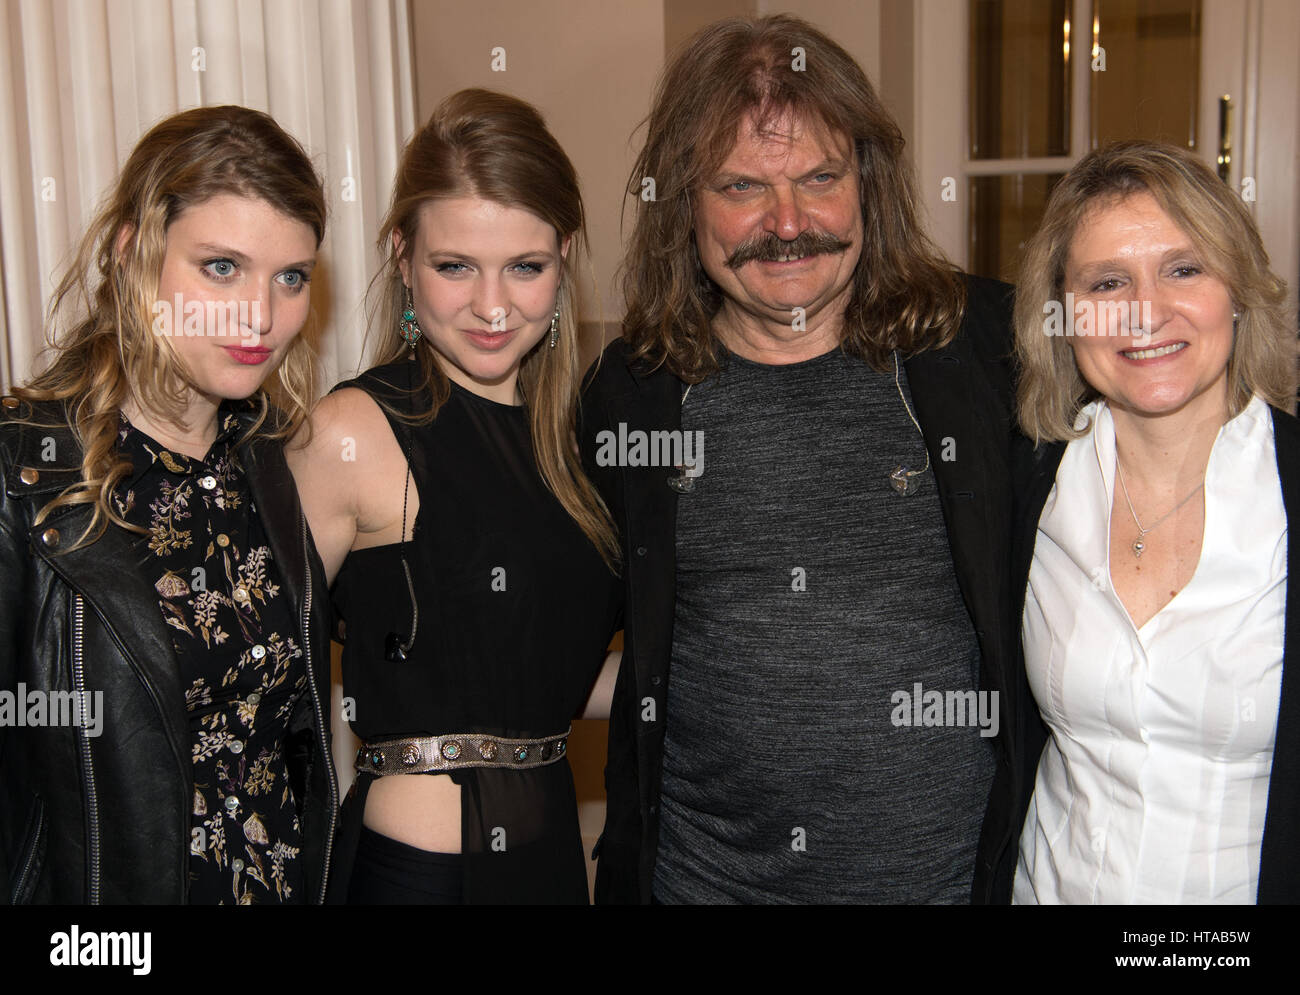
[0, 0, 416, 392]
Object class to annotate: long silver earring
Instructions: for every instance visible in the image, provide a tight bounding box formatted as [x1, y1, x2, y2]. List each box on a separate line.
[399, 286, 422, 350]
[549, 307, 560, 348]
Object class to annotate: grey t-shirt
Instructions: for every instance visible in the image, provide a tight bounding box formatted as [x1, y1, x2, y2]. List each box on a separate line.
[653, 345, 996, 903]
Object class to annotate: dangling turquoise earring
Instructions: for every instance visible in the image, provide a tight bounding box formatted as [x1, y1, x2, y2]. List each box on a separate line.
[399, 286, 422, 349]
[549, 306, 560, 349]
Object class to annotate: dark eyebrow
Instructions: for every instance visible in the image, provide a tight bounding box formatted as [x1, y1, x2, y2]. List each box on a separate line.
[710, 172, 751, 188]
[1071, 259, 1126, 282]
[1072, 246, 1201, 283]
[195, 244, 249, 264]
[710, 158, 851, 187]
[424, 249, 557, 265]
[797, 158, 851, 181]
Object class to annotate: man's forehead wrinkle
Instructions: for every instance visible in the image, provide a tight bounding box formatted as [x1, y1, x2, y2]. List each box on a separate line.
[734, 107, 853, 161]
[694, 102, 853, 184]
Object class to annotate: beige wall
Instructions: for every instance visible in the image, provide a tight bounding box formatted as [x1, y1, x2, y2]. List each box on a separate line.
[665, 0, 753, 55]
[761, 0, 881, 81]
[410, 0, 664, 330]
[409, 0, 886, 331]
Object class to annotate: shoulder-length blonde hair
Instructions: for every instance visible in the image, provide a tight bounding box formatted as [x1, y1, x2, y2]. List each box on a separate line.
[1016, 140, 1295, 443]
[13, 104, 326, 545]
[366, 88, 619, 570]
[621, 13, 966, 380]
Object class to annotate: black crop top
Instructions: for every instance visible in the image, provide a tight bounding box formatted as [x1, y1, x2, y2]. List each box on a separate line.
[329, 359, 621, 902]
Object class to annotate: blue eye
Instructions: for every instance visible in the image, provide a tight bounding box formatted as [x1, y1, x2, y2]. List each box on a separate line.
[278, 269, 310, 292]
[511, 262, 545, 275]
[436, 262, 469, 274]
[203, 259, 237, 280]
[727, 180, 752, 193]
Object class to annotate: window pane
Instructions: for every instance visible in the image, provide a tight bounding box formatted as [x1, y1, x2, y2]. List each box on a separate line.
[968, 173, 1065, 281]
[969, 0, 1071, 159]
[1091, 0, 1201, 149]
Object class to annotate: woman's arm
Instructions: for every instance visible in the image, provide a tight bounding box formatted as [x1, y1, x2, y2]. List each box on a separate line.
[580, 650, 622, 720]
[286, 389, 371, 586]
[288, 386, 415, 587]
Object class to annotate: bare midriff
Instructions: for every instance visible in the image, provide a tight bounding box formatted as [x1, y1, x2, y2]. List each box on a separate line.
[362, 772, 463, 853]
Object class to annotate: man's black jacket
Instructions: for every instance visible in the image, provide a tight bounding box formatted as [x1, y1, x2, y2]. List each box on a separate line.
[579, 274, 1022, 903]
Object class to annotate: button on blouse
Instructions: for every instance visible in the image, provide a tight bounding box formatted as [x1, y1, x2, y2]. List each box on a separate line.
[113, 408, 307, 904]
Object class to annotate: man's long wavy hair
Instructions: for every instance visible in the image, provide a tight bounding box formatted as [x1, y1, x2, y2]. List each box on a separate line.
[365, 88, 619, 570]
[11, 104, 326, 549]
[621, 14, 966, 380]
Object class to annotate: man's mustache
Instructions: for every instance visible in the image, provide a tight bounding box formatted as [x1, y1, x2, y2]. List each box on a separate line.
[724, 230, 853, 269]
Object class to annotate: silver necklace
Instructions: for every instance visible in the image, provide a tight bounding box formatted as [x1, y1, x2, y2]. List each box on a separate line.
[1115, 460, 1204, 558]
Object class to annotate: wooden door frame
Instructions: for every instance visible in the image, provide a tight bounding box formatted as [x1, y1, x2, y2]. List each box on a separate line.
[886, 0, 1298, 323]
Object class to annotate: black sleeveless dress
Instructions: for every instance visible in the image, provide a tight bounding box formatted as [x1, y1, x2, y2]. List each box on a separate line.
[327, 359, 621, 903]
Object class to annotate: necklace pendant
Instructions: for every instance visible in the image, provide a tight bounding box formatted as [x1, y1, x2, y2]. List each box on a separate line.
[1131, 537, 1145, 558]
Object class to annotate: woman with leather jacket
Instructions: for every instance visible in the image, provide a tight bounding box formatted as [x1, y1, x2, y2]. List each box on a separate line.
[0, 105, 338, 904]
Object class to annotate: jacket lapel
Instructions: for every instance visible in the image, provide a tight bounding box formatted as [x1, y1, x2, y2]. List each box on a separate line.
[905, 339, 1013, 700]
[607, 360, 683, 678]
[3, 411, 191, 753]
[33, 503, 191, 755]
[1261, 406, 1300, 899]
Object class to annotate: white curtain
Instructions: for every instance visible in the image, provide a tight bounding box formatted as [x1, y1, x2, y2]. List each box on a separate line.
[0, 0, 416, 392]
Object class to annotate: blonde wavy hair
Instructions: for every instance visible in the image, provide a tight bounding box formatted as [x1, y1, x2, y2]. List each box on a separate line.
[10, 104, 326, 548]
[1015, 140, 1296, 443]
[363, 88, 620, 570]
[621, 14, 966, 380]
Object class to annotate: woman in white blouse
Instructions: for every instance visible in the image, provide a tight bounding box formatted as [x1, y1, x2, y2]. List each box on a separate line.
[1005, 141, 1299, 903]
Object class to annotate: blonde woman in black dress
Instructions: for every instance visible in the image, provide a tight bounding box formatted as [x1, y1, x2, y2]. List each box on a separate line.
[289, 89, 621, 904]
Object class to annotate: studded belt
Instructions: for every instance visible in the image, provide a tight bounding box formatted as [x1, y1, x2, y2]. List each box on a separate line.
[356, 727, 571, 775]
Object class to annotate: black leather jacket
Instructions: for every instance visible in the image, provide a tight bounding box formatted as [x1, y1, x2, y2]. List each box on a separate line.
[0, 395, 338, 903]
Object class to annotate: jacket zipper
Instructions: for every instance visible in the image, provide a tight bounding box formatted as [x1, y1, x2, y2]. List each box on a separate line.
[300, 515, 338, 903]
[71, 594, 101, 904]
[11, 801, 45, 903]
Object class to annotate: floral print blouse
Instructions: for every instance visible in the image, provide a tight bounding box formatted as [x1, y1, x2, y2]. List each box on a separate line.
[113, 408, 306, 904]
